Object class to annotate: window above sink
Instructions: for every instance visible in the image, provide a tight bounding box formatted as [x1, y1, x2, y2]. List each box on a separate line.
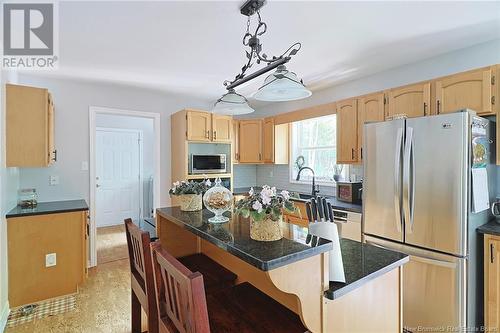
[289, 114, 348, 187]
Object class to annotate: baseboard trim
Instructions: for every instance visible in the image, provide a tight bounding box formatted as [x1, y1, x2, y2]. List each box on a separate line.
[0, 301, 10, 333]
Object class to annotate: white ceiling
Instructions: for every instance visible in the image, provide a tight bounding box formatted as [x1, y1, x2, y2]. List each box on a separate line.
[25, 1, 500, 104]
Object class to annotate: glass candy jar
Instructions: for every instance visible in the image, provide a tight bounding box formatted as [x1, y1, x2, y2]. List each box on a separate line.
[203, 178, 233, 223]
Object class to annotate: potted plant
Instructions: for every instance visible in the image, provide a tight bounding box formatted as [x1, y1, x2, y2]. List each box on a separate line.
[169, 180, 211, 211]
[234, 185, 296, 241]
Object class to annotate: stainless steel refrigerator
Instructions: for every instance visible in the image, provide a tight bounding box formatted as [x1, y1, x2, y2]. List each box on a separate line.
[362, 110, 496, 331]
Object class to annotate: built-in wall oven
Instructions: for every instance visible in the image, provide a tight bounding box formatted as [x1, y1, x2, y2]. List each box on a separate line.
[191, 154, 227, 174]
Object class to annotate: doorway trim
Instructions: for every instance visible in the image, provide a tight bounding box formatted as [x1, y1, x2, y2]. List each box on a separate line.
[95, 127, 144, 228]
[89, 106, 161, 267]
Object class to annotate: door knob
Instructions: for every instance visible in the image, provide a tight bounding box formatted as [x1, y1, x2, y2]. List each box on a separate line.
[96, 184, 101, 188]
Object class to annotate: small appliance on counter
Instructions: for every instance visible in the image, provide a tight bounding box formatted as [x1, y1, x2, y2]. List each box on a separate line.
[17, 188, 38, 208]
[336, 181, 362, 204]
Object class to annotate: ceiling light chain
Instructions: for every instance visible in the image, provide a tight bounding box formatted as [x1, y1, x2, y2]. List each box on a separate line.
[223, 9, 301, 90]
[212, 0, 311, 115]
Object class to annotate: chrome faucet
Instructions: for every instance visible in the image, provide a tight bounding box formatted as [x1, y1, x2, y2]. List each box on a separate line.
[296, 167, 320, 197]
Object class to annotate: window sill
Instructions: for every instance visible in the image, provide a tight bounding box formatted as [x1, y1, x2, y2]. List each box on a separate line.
[288, 179, 336, 188]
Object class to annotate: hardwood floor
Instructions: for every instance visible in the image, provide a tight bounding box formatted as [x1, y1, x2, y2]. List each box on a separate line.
[6, 224, 147, 332]
[97, 224, 129, 264]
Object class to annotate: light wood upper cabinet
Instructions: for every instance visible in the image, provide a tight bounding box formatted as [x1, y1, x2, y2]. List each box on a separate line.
[186, 110, 211, 141]
[6, 84, 56, 167]
[232, 120, 240, 163]
[387, 82, 431, 119]
[435, 67, 495, 116]
[212, 114, 232, 142]
[357, 92, 386, 162]
[263, 118, 275, 163]
[485, 234, 500, 330]
[336, 99, 358, 164]
[239, 119, 262, 163]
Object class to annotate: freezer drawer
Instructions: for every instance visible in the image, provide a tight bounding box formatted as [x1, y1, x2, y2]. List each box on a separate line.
[363, 119, 405, 243]
[365, 236, 466, 332]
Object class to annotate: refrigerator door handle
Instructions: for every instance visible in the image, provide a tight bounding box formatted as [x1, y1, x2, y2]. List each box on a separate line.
[394, 128, 404, 233]
[403, 127, 414, 233]
[409, 129, 416, 229]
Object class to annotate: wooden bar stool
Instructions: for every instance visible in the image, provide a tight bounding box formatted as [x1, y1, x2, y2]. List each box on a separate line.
[150, 242, 308, 333]
[125, 218, 159, 333]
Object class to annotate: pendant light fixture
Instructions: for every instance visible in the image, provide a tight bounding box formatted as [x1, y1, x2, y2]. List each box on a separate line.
[212, 0, 311, 115]
[212, 89, 255, 115]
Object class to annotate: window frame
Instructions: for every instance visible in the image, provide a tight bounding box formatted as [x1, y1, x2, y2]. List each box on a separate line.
[288, 115, 348, 187]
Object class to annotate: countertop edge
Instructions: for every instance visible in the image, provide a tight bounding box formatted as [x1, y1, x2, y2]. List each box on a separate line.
[157, 208, 333, 271]
[325, 255, 409, 300]
[6, 200, 89, 218]
[477, 221, 500, 236]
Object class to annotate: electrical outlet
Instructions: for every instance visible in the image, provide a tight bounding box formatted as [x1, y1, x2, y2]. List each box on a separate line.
[45, 253, 56, 267]
[49, 175, 59, 186]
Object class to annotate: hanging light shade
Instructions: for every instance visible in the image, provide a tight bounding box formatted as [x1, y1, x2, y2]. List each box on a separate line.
[212, 89, 255, 115]
[253, 65, 312, 102]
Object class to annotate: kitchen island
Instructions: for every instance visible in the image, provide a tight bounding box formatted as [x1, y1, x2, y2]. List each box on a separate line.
[156, 207, 408, 332]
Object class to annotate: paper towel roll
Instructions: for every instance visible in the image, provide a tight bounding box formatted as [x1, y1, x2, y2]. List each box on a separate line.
[309, 222, 346, 283]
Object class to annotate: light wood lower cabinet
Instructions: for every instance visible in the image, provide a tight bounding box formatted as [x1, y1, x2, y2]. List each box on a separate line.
[387, 82, 431, 119]
[336, 99, 358, 164]
[485, 233, 500, 330]
[7, 211, 88, 307]
[6, 84, 56, 167]
[435, 67, 495, 116]
[239, 119, 263, 163]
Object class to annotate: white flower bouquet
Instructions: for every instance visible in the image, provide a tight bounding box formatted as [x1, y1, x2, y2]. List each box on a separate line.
[234, 185, 296, 221]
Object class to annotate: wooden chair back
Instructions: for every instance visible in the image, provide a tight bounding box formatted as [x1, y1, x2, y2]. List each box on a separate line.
[124, 218, 158, 332]
[150, 242, 211, 333]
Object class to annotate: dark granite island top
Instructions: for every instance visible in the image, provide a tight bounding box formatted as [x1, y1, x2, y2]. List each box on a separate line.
[6, 199, 89, 218]
[156, 206, 332, 271]
[477, 220, 500, 236]
[325, 239, 409, 300]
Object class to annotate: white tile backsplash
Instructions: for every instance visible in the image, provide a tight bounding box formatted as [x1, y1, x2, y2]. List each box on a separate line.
[233, 165, 257, 188]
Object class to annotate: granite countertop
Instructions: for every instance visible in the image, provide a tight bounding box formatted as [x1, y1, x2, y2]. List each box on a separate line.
[156, 206, 332, 271]
[233, 187, 362, 213]
[325, 239, 409, 300]
[6, 199, 89, 218]
[477, 220, 500, 236]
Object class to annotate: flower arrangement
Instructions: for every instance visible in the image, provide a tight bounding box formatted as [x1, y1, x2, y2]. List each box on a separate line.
[169, 179, 211, 196]
[234, 185, 296, 222]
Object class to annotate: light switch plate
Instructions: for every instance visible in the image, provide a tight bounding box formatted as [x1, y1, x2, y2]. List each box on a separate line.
[49, 175, 59, 186]
[81, 161, 89, 171]
[45, 253, 56, 267]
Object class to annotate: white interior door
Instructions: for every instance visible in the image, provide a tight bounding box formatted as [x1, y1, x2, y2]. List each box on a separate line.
[96, 129, 141, 227]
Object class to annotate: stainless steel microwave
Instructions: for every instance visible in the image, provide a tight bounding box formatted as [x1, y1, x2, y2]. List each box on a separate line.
[191, 154, 227, 174]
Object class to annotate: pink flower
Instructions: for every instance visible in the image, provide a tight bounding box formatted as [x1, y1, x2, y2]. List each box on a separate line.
[252, 200, 263, 213]
[280, 190, 290, 200]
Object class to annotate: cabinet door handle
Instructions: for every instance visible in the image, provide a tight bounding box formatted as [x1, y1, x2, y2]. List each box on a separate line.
[491, 243, 495, 264]
[213, 131, 217, 140]
[52, 149, 57, 162]
[259, 153, 262, 161]
[423, 102, 427, 116]
[436, 100, 441, 114]
[351, 148, 355, 160]
[205, 130, 210, 139]
[360, 147, 363, 160]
